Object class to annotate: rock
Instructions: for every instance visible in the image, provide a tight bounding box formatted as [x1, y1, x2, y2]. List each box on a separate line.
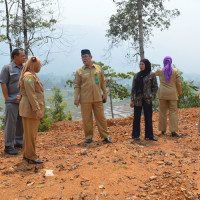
[99, 185, 105, 189]
[87, 162, 94, 165]
[149, 176, 157, 181]
[150, 190, 161, 195]
[157, 161, 165, 165]
[26, 181, 34, 186]
[79, 149, 87, 155]
[183, 190, 195, 199]
[176, 171, 181, 175]
[100, 191, 109, 197]
[160, 184, 167, 189]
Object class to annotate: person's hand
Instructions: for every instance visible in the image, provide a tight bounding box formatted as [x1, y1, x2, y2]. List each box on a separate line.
[36, 110, 43, 119]
[74, 100, 80, 107]
[103, 95, 107, 103]
[16, 95, 21, 102]
[130, 100, 134, 108]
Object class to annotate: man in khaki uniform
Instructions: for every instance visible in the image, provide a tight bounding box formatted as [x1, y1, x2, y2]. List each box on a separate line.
[74, 49, 112, 143]
[155, 56, 182, 137]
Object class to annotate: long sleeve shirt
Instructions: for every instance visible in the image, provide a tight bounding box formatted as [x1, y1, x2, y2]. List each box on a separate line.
[74, 64, 108, 103]
[19, 72, 45, 118]
[155, 68, 182, 100]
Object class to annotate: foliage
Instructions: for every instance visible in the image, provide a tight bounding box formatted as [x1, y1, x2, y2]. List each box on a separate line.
[178, 71, 200, 108]
[93, 61, 134, 100]
[0, 0, 63, 60]
[106, 0, 180, 59]
[38, 108, 53, 132]
[67, 111, 73, 121]
[48, 87, 67, 123]
[39, 87, 72, 132]
[0, 114, 5, 130]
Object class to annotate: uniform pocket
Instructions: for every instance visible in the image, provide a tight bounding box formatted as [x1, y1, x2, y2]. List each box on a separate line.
[10, 73, 19, 82]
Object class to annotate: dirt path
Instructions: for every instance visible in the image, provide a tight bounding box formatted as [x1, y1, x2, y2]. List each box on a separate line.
[0, 108, 200, 200]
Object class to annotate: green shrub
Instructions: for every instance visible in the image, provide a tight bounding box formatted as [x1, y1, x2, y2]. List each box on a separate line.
[38, 108, 53, 132]
[67, 111, 73, 121]
[38, 87, 73, 132]
[0, 115, 5, 130]
[178, 71, 200, 108]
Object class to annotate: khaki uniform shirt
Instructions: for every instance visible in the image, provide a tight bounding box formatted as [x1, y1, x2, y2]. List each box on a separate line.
[19, 72, 45, 118]
[74, 64, 107, 103]
[155, 68, 182, 100]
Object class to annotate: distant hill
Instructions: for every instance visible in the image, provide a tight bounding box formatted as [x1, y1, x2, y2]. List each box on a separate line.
[38, 71, 200, 90]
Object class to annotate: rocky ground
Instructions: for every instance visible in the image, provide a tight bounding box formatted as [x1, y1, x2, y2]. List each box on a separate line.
[0, 108, 200, 200]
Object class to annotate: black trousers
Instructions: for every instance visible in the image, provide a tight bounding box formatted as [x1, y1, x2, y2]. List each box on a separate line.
[132, 99, 154, 138]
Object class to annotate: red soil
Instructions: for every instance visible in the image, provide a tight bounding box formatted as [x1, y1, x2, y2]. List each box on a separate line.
[0, 108, 200, 200]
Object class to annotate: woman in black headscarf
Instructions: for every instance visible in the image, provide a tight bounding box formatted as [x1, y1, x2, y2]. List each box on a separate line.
[130, 59, 158, 141]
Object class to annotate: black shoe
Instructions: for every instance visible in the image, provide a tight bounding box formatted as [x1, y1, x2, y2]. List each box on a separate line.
[171, 132, 179, 137]
[24, 157, 43, 164]
[14, 144, 23, 149]
[161, 131, 165, 135]
[148, 137, 158, 141]
[103, 137, 112, 143]
[4, 146, 18, 155]
[85, 139, 92, 143]
[133, 137, 140, 140]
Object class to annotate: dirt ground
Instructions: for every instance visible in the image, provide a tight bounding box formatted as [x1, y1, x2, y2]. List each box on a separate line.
[0, 108, 200, 200]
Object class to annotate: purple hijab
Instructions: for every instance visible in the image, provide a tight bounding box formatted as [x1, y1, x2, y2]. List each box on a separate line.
[162, 56, 173, 82]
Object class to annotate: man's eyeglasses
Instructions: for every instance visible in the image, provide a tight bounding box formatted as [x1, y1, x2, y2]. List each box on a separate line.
[81, 55, 90, 59]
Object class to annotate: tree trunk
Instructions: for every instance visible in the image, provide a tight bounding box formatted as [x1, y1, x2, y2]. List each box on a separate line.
[4, 0, 12, 60]
[137, 0, 144, 59]
[109, 78, 114, 119]
[22, 0, 28, 59]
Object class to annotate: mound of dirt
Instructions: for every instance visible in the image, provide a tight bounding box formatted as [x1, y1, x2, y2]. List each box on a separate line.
[0, 108, 200, 200]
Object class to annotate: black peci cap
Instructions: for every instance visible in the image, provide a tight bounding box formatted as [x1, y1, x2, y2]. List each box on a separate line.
[81, 49, 91, 56]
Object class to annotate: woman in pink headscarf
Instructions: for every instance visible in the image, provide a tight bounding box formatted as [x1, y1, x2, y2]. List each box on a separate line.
[155, 56, 182, 137]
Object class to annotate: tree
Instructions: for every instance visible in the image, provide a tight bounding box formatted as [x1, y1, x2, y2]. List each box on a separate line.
[106, 0, 180, 60]
[65, 61, 134, 118]
[0, 0, 64, 61]
[94, 61, 134, 118]
[39, 86, 72, 132]
[48, 87, 67, 123]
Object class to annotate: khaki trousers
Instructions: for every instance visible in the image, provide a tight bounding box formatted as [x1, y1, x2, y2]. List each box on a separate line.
[158, 99, 178, 132]
[22, 117, 40, 160]
[81, 102, 109, 139]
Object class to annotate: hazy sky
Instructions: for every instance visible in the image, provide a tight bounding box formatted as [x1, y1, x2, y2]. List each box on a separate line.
[0, 0, 200, 76]
[45, 0, 200, 75]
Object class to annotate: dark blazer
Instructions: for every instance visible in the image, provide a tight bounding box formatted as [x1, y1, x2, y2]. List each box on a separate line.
[131, 72, 158, 106]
